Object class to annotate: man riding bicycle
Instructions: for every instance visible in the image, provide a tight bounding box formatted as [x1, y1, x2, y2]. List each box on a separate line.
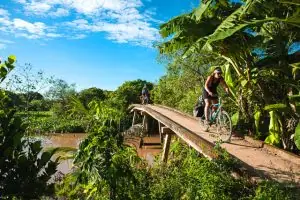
[202, 67, 229, 131]
[141, 84, 150, 104]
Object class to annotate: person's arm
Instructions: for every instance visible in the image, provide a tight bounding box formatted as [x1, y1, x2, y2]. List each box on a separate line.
[220, 78, 229, 94]
[205, 76, 213, 96]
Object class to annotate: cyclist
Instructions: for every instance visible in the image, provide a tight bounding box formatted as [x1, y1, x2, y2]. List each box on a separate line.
[202, 67, 229, 131]
[141, 84, 150, 104]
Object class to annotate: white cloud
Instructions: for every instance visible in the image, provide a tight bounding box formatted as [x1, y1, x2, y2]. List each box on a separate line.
[71, 34, 87, 39]
[49, 8, 69, 17]
[25, 2, 52, 15]
[0, 10, 61, 40]
[15, 0, 123, 16]
[0, 17, 11, 27]
[46, 33, 63, 38]
[0, 39, 14, 50]
[0, 8, 9, 17]
[12, 0, 161, 47]
[13, 19, 46, 35]
[66, 19, 159, 46]
[0, 43, 7, 49]
[0, 39, 14, 44]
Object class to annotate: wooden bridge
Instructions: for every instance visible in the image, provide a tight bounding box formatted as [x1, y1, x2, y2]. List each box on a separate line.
[130, 104, 300, 185]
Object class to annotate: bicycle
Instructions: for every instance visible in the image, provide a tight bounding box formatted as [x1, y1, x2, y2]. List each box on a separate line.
[199, 96, 232, 143]
[140, 95, 150, 105]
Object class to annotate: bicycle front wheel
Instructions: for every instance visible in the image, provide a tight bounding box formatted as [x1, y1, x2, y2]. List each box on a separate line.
[216, 110, 232, 142]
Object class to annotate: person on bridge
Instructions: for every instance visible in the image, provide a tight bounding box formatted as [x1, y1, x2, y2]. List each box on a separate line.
[141, 84, 150, 104]
[202, 67, 229, 131]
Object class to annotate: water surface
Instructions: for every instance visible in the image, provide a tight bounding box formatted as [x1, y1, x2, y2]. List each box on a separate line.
[42, 133, 87, 174]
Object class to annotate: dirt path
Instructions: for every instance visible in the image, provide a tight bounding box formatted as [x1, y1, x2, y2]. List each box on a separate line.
[147, 105, 300, 184]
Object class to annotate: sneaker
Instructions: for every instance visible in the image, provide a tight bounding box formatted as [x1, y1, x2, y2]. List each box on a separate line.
[203, 120, 210, 132]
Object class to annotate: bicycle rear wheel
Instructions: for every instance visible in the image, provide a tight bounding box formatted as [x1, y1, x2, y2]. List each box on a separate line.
[216, 110, 232, 142]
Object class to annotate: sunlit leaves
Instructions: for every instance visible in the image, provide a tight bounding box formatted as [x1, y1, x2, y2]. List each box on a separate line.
[72, 126, 143, 199]
[295, 122, 300, 150]
[0, 55, 16, 83]
[8, 55, 16, 65]
[89, 100, 124, 123]
[193, 0, 213, 21]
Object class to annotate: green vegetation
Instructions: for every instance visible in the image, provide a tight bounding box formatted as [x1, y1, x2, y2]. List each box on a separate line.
[56, 138, 300, 200]
[1, 0, 300, 199]
[155, 0, 300, 152]
[0, 56, 58, 199]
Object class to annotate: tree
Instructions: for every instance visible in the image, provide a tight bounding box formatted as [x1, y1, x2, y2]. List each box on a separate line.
[46, 79, 76, 101]
[4, 63, 53, 112]
[46, 79, 76, 116]
[114, 79, 153, 107]
[29, 99, 48, 111]
[78, 87, 106, 108]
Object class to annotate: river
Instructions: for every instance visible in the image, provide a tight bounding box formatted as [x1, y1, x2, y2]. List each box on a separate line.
[42, 133, 87, 174]
[41, 133, 161, 175]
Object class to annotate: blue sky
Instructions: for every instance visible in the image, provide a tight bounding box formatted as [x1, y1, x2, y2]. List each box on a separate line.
[0, 0, 199, 91]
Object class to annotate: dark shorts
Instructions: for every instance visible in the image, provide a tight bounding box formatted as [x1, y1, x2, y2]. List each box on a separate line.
[202, 88, 218, 100]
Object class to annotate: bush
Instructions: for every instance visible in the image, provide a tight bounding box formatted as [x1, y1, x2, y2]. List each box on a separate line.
[253, 181, 300, 200]
[23, 112, 87, 134]
[29, 99, 48, 111]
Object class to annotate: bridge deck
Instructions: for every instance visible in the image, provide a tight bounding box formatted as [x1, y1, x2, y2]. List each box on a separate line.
[132, 104, 300, 185]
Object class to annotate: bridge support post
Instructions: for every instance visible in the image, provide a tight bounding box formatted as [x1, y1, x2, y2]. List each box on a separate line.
[158, 122, 165, 144]
[132, 110, 137, 127]
[142, 113, 149, 134]
[161, 127, 174, 163]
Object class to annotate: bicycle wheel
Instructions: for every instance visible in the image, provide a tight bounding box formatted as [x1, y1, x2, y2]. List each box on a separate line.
[216, 110, 232, 142]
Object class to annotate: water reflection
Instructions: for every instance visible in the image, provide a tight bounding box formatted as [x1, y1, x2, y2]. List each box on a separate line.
[42, 133, 87, 174]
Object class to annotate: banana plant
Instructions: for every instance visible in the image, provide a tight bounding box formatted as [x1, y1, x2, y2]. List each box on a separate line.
[159, 0, 300, 136]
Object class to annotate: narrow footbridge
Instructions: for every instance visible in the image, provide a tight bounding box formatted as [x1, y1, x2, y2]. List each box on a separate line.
[130, 104, 300, 185]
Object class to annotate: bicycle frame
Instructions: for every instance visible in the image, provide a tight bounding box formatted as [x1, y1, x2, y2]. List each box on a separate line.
[200, 96, 232, 142]
[209, 97, 223, 123]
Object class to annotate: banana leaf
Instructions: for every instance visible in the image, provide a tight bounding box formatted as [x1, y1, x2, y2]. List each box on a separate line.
[224, 63, 234, 88]
[295, 122, 300, 150]
[289, 95, 300, 102]
[280, 0, 300, 5]
[265, 111, 281, 146]
[231, 112, 239, 126]
[203, 0, 300, 45]
[254, 111, 261, 135]
[193, 0, 213, 21]
[264, 103, 289, 113]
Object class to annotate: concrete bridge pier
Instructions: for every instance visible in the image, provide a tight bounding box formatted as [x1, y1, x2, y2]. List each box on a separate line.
[161, 127, 174, 163]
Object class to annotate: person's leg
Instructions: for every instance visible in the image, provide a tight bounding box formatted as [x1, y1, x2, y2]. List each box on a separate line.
[142, 95, 145, 104]
[204, 98, 211, 131]
[204, 98, 211, 121]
